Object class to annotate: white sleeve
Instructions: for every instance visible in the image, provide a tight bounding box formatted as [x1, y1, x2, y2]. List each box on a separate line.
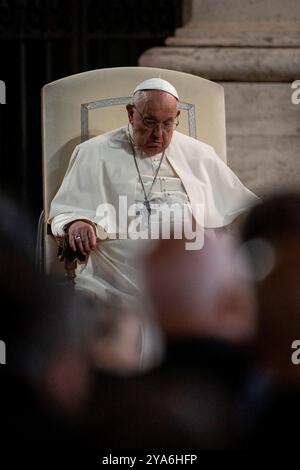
[48, 144, 108, 238]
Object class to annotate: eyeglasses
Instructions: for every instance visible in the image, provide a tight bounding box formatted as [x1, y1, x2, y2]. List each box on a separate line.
[133, 106, 179, 131]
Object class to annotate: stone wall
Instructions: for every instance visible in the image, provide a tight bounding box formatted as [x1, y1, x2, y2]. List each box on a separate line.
[139, 0, 300, 197]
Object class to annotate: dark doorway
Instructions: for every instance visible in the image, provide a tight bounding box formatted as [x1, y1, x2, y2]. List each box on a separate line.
[0, 0, 182, 233]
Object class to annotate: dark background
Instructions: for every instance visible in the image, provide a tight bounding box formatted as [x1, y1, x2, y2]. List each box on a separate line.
[0, 0, 182, 234]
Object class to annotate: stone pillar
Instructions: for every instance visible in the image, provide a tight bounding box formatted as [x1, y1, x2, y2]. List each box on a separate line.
[139, 0, 300, 197]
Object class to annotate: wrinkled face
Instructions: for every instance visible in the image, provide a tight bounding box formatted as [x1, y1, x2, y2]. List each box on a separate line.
[126, 90, 180, 156]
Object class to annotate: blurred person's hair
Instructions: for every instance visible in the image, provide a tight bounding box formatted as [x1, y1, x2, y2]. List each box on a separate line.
[240, 191, 300, 381]
[242, 191, 300, 244]
[0, 193, 35, 260]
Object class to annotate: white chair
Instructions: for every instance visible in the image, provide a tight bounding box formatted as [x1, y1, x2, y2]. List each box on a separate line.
[37, 66, 226, 276]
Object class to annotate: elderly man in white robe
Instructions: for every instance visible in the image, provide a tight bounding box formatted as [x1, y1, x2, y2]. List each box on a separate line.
[49, 78, 259, 310]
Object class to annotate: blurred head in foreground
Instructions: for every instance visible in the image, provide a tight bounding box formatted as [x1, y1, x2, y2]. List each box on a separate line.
[142, 233, 256, 345]
[0, 195, 96, 419]
[241, 191, 300, 384]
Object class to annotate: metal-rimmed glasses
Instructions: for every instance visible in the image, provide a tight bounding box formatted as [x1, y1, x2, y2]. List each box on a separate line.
[133, 106, 179, 131]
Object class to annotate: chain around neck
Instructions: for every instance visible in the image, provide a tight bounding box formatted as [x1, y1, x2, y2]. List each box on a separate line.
[127, 124, 166, 217]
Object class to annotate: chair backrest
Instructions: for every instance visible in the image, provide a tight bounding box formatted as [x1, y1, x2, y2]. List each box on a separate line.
[40, 66, 226, 274]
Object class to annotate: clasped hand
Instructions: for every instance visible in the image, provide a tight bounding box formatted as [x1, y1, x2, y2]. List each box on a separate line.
[68, 220, 97, 256]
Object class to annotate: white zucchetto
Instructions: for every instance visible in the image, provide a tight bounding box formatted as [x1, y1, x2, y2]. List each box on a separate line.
[133, 78, 179, 101]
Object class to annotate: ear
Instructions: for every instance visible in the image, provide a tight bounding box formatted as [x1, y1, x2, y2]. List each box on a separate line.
[176, 109, 181, 118]
[126, 104, 134, 123]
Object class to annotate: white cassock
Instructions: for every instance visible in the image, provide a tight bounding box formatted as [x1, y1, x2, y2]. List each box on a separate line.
[49, 125, 259, 307]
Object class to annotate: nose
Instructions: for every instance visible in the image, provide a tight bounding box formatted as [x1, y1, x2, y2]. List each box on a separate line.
[153, 125, 163, 139]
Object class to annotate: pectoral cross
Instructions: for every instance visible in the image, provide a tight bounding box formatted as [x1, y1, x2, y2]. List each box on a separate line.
[135, 201, 152, 230]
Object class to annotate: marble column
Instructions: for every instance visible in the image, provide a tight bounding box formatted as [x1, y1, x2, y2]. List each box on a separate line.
[139, 0, 300, 197]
